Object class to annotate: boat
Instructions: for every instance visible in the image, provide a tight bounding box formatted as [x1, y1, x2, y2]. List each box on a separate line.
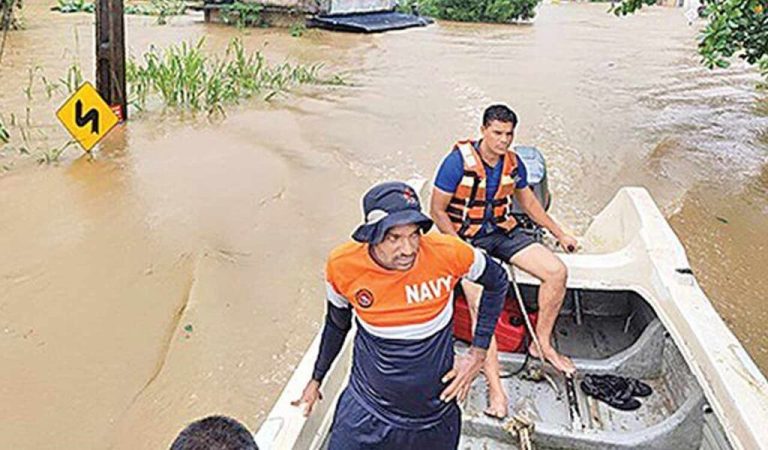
[253, 181, 768, 449]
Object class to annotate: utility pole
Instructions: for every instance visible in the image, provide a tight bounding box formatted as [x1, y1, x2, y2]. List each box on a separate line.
[95, 0, 127, 121]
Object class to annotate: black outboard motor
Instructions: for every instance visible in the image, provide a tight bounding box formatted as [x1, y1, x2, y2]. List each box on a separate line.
[511, 145, 551, 242]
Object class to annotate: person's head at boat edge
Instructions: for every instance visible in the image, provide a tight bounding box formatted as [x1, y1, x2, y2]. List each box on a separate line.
[170, 415, 258, 450]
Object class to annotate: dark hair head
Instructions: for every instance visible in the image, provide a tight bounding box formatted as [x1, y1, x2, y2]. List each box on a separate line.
[482, 104, 518, 128]
[170, 415, 258, 450]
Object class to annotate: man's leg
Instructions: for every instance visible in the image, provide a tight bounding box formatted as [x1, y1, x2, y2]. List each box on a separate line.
[510, 243, 575, 375]
[461, 279, 508, 419]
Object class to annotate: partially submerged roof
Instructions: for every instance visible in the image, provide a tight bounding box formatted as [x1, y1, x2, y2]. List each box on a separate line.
[308, 11, 432, 33]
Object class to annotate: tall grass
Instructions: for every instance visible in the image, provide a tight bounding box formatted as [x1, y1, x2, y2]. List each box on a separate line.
[126, 37, 345, 115]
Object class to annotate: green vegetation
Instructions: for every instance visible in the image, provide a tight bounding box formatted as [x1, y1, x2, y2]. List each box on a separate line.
[290, 22, 306, 37]
[400, 0, 541, 22]
[60, 62, 84, 94]
[142, 0, 186, 24]
[614, 0, 768, 85]
[37, 140, 75, 165]
[1, 0, 22, 30]
[52, 0, 187, 24]
[220, 1, 267, 28]
[51, 0, 94, 13]
[126, 37, 345, 115]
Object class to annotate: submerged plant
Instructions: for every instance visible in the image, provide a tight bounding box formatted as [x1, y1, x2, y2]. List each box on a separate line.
[51, 0, 93, 13]
[37, 140, 75, 165]
[290, 22, 306, 38]
[221, 1, 267, 28]
[126, 37, 345, 115]
[150, 0, 186, 24]
[60, 61, 84, 94]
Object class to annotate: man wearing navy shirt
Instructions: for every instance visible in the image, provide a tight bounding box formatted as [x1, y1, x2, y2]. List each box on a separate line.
[430, 104, 578, 418]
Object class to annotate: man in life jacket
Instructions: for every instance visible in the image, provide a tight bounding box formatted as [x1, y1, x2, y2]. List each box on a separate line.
[292, 181, 508, 449]
[430, 104, 578, 418]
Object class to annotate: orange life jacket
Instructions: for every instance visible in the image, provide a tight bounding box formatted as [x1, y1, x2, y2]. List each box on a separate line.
[446, 140, 519, 239]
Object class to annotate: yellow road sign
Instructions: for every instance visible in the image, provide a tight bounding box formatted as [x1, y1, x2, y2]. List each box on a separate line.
[56, 82, 119, 152]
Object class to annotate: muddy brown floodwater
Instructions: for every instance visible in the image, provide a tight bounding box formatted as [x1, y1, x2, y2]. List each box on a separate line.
[0, 2, 766, 449]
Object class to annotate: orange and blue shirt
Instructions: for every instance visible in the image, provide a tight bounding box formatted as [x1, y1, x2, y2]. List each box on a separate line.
[313, 233, 507, 426]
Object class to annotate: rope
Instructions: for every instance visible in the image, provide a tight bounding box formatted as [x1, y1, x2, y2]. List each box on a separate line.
[504, 414, 535, 450]
[509, 267, 546, 366]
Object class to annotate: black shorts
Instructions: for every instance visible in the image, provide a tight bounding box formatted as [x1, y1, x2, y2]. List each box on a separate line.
[469, 227, 537, 263]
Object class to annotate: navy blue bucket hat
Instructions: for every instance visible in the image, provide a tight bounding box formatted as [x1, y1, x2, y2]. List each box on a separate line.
[352, 181, 433, 244]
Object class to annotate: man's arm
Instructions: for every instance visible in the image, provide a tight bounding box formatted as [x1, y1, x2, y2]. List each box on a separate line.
[430, 187, 459, 237]
[514, 188, 577, 252]
[431, 149, 464, 236]
[292, 283, 353, 417]
[311, 303, 352, 383]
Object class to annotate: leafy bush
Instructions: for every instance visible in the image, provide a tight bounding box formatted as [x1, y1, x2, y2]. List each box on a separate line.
[402, 0, 541, 22]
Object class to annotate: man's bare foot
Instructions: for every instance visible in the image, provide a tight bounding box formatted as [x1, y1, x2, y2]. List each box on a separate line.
[483, 388, 508, 419]
[529, 344, 576, 375]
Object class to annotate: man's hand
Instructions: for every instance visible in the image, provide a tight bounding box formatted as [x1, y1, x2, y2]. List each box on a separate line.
[291, 379, 323, 417]
[557, 234, 578, 253]
[440, 347, 487, 403]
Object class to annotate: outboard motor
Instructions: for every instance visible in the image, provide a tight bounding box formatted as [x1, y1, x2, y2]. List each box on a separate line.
[511, 145, 551, 241]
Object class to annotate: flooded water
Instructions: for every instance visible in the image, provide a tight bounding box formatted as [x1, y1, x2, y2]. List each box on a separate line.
[1, 2, 766, 449]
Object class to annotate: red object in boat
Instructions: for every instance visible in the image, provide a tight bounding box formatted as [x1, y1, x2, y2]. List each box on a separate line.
[453, 292, 537, 353]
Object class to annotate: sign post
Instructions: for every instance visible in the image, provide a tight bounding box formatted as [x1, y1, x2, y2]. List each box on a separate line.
[95, 0, 127, 122]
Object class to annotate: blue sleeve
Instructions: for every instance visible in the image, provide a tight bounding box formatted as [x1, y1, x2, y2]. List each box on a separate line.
[515, 155, 528, 189]
[312, 302, 352, 383]
[471, 254, 508, 349]
[434, 149, 464, 194]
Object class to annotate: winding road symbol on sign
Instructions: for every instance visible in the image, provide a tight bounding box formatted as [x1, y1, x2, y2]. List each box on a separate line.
[74, 100, 99, 135]
[56, 82, 119, 152]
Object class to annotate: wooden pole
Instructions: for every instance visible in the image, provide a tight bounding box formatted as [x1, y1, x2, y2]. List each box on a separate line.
[95, 0, 127, 121]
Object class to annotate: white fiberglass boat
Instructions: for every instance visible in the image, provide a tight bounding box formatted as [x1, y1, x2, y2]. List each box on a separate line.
[255, 186, 768, 450]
